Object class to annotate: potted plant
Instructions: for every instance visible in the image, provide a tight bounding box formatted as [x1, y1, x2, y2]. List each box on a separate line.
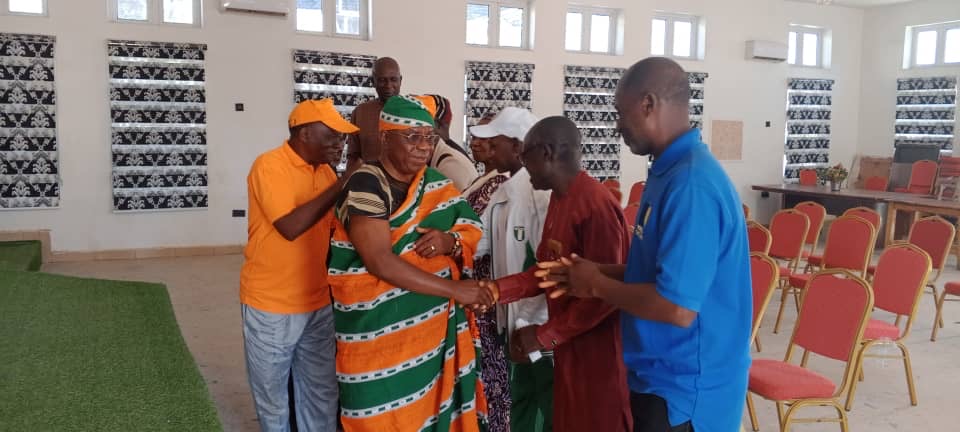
[824, 163, 849, 192]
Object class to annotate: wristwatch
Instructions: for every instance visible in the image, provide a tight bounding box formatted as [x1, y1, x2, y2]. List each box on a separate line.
[448, 232, 463, 257]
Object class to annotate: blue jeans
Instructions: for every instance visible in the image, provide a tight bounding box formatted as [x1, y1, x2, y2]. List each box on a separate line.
[243, 304, 338, 432]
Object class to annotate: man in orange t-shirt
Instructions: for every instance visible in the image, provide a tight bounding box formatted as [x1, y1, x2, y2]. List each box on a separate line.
[240, 98, 360, 432]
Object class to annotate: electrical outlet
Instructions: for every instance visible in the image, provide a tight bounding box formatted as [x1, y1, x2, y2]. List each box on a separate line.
[761, 191, 770, 198]
[232, 209, 246, 217]
[765, 121, 771, 127]
[235, 103, 244, 112]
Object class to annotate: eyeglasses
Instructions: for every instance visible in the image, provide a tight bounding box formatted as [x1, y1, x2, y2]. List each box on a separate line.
[388, 130, 441, 147]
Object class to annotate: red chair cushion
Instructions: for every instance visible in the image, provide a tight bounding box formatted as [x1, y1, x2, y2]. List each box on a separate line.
[944, 281, 960, 296]
[749, 359, 837, 401]
[789, 273, 810, 288]
[807, 254, 823, 266]
[863, 319, 900, 340]
[779, 267, 794, 279]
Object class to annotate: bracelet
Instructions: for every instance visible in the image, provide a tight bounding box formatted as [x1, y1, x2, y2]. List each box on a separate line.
[448, 232, 463, 257]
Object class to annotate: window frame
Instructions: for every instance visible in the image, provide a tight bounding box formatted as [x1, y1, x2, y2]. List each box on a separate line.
[565, 5, 620, 55]
[465, 0, 530, 50]
[651, 12, 701, 60]
[788, 25, 825, 68]
[1, 0, 47, 16]
[295, 0, 370, 40]
[906, 21, 960, 68]
[110, 0, 203, 27]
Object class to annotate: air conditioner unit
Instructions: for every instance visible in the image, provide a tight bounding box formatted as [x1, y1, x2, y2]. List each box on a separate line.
[222, 0, 289, 16]
[745, 40, 788, 62]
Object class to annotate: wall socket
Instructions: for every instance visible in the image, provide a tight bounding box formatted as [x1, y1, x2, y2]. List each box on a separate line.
[232, 209, 246, 217]
[235, 103, 244, 112]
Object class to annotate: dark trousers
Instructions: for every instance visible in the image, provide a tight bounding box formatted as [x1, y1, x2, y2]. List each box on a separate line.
[631, 393, 693, 432]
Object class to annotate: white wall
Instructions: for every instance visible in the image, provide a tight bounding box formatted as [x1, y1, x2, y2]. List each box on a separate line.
[857, 0, 960, 158]
[0, 0, 864, 252]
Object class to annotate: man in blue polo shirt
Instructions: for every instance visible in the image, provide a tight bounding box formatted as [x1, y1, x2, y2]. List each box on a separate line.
[537, 57, 751, 432]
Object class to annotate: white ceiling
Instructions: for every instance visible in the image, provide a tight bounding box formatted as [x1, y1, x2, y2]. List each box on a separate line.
[787, 0, 918, 8]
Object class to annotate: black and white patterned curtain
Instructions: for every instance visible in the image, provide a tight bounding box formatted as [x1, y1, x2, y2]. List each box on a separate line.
[689, 72, 708, 129]
[895, 77, 956, 154]
[784, 78, 834, 181]
[464, 61, 534, 165]
[1, 33, 59, 209]
[292, 50, 376, 114]
[108, 40, 208, 211]
[564, 65, 624, 182]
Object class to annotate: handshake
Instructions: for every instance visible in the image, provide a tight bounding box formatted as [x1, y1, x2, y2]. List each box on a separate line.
[452, 253, 602, 311]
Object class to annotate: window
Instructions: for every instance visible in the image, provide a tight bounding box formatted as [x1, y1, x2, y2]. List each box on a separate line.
[1, 0, 45, 15]
[465, 1, 530, 49]
[108, 40, 209, 211]
[651, 12, 702, 59]
[784, 79, 834, 181]
[296, 0, 368, 38]
[0, 32, 59, 208]
[787, 25, 824, 67]
[565, 6, 620, 54]
[564, 65, 624, 182]
[894, 77, 956, 156]
[906, 21, 960, 68]
[112, 0, 201, 26]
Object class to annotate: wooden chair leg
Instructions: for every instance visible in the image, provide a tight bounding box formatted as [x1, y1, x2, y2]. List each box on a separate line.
[775, 401, 786, 430]
[930, 285, 945, 328]
[746, 393, 759, 432]
[754, 334, 762, 352]
[894, 315, 903, 327]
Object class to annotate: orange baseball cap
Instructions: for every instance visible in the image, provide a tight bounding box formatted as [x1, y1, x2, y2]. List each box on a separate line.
[288, 98, 359, 133]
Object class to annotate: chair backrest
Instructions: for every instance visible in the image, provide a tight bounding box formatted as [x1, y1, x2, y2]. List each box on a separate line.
[768, 209, 810, 264]
[747, 221, 772, 254]
[841, 207, 881, 231]
[750, 252, 780, 342]
[789, 270, 873, 391]
[742, 203, 751, 220]
[908, 216, 957, 274]
[864, 176, 888, 191]
[624, 204, 640, 226]
[939, 156, 960, 178]
[794, 201, 826, 249]
[906, 160, 938, 194]
[872, 244, 931, 322]
[799, 169, 818, 186]
[628, 181, 645, 205]
[821, 215, 877, 276]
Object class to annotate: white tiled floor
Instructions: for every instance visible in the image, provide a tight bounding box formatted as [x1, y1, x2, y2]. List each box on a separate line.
[44, 255, 960, 431]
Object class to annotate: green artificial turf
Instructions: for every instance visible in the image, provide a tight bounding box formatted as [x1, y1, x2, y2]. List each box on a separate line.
[0, 270, 222, 431]
[0, 240, 42, 272]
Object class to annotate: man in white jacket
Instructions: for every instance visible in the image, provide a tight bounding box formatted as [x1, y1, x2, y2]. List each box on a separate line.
[472, 107, 554, 432]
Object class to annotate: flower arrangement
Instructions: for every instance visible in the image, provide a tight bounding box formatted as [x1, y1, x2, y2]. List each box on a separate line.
[824, 163, 849, 183]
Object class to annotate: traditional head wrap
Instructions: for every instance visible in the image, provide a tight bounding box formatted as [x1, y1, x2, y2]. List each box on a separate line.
[379, 95, 437, 131]
[426, 94, 452, 125]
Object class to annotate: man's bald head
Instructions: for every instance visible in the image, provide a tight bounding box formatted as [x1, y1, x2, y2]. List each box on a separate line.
[525, 116, 582, 166]
[372, 57, 402, 102]
[615, 57, 692, 157]
[618, 57, 690, 109]
[522, 116, 583, 191]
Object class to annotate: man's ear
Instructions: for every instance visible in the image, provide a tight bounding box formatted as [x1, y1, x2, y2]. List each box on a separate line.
[640, 93, 657, 116]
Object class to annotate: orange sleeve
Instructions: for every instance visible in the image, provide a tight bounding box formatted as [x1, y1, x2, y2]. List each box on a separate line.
[249, 157, 297, 224]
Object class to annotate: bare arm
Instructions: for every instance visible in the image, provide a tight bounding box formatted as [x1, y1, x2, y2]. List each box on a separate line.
[348, 215, 494, 306]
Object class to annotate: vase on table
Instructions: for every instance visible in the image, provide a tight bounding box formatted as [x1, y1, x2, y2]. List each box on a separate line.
[830, 181, 841, 192]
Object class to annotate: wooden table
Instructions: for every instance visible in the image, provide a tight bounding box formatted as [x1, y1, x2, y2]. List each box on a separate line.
[752, 184, 960, 248]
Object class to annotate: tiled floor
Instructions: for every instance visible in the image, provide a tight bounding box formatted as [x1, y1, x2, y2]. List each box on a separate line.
[44, 255, 960, 431]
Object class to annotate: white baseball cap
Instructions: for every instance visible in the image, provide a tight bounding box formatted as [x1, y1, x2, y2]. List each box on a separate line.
[469, 107, 540, 141]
